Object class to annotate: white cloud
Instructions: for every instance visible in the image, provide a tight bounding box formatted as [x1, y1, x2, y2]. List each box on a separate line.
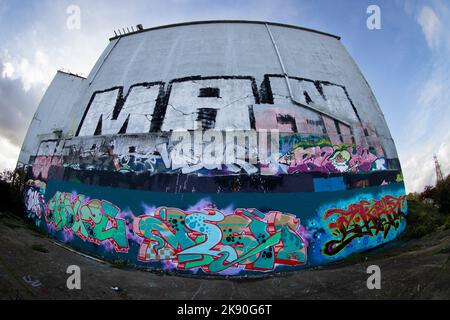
[0, 59, 42, 146]
[398, 2, 450, 193]
[417, 78, 443, 107]
[1, 61, 13, 78]
[400, 131, 450, 193]
[417, 6, 442, 50]
[0, 135, 20, 171]
[401, 71, 450, 193]
[437, 139, 450, 176]
[2, 51, 53, 91]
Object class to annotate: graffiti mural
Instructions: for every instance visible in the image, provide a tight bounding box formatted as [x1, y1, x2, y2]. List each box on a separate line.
[45, 192, 129, 252]
[32, 133, 388, 181]
[19, 68, 406, 276]
[21, 74, 395, 181]
[18, 178, 407, 275]
[133, 207, 307, 274]
[274, 134, 386, 175]
[322, 195, 407, 256]
[75, 75, 357, 135]
[24, 180, 46, 226]
[278, 145, 385, 174]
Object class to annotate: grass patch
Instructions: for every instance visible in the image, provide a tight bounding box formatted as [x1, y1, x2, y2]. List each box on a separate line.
[444, 216, 450, 230]
[31, 244, 49, 253]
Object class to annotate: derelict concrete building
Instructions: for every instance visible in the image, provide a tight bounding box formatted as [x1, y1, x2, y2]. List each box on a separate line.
[19, 21, 407, 276]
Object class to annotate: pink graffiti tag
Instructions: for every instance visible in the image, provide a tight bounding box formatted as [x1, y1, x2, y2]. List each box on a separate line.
[278, 145, 384, 174]
[32, 156, 63, 180]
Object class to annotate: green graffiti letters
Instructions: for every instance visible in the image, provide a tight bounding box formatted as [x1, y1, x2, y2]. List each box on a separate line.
[46, 192, 128, 252]
[133, 207, 307, 273]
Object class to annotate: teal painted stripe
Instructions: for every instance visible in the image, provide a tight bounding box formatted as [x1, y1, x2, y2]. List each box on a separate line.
[45, 179, 406, 219]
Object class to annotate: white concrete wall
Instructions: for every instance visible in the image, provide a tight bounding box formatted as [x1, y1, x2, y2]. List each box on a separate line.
[162, 78, 256, 131]
[18, 22, 400, 165]
[18, 71, 85, 164]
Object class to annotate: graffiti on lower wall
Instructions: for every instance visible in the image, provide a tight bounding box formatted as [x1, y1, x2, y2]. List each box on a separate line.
[21, 180, 407, 274]
[24, 180, 46, 226]
[38, 190, 308, 274]
[133, 207, 307, 274]
[46, 192, 129, 252]
[322, 194, 406, 256]
[307, 191, 408, 263]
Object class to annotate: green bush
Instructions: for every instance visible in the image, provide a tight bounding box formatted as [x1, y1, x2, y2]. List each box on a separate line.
[436, 175, 450, 214]
[0, 168, 25, 216]
[420, 175, 450, 215]
[444, 216, 450, 230]
[403, 200, 441, 239]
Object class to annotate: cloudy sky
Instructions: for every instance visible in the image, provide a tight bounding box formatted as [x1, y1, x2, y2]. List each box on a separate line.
[0, 0, 448, 193]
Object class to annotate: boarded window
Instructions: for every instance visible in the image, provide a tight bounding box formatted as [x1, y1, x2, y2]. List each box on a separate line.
[198, 87, 220, 98]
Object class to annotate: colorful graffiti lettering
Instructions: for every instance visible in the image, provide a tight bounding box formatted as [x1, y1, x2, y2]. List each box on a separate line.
[322, 195, 407, 256]
[24, 180, 46, 226]
[278, 144, 385, 174]
[133, 207, 307, 274]
[21, 181, 407, 274]
[34, 133, 389, 179]
[45, 192, 128, 252]
[19, 68, 406, 276]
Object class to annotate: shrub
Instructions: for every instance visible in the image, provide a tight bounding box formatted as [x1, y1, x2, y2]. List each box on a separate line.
[403, 200, 441, 239]
[0, 168, 25, 215]
[436, 175, 450, 214]
[420, 175, 450, 214]
[444, 216, 450, 230]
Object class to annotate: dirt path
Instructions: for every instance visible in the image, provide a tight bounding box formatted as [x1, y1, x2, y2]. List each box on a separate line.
[1, 212, 449, 300]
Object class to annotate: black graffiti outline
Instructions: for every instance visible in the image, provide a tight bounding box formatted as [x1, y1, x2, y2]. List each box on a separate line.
[75, 74, 359, 137]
